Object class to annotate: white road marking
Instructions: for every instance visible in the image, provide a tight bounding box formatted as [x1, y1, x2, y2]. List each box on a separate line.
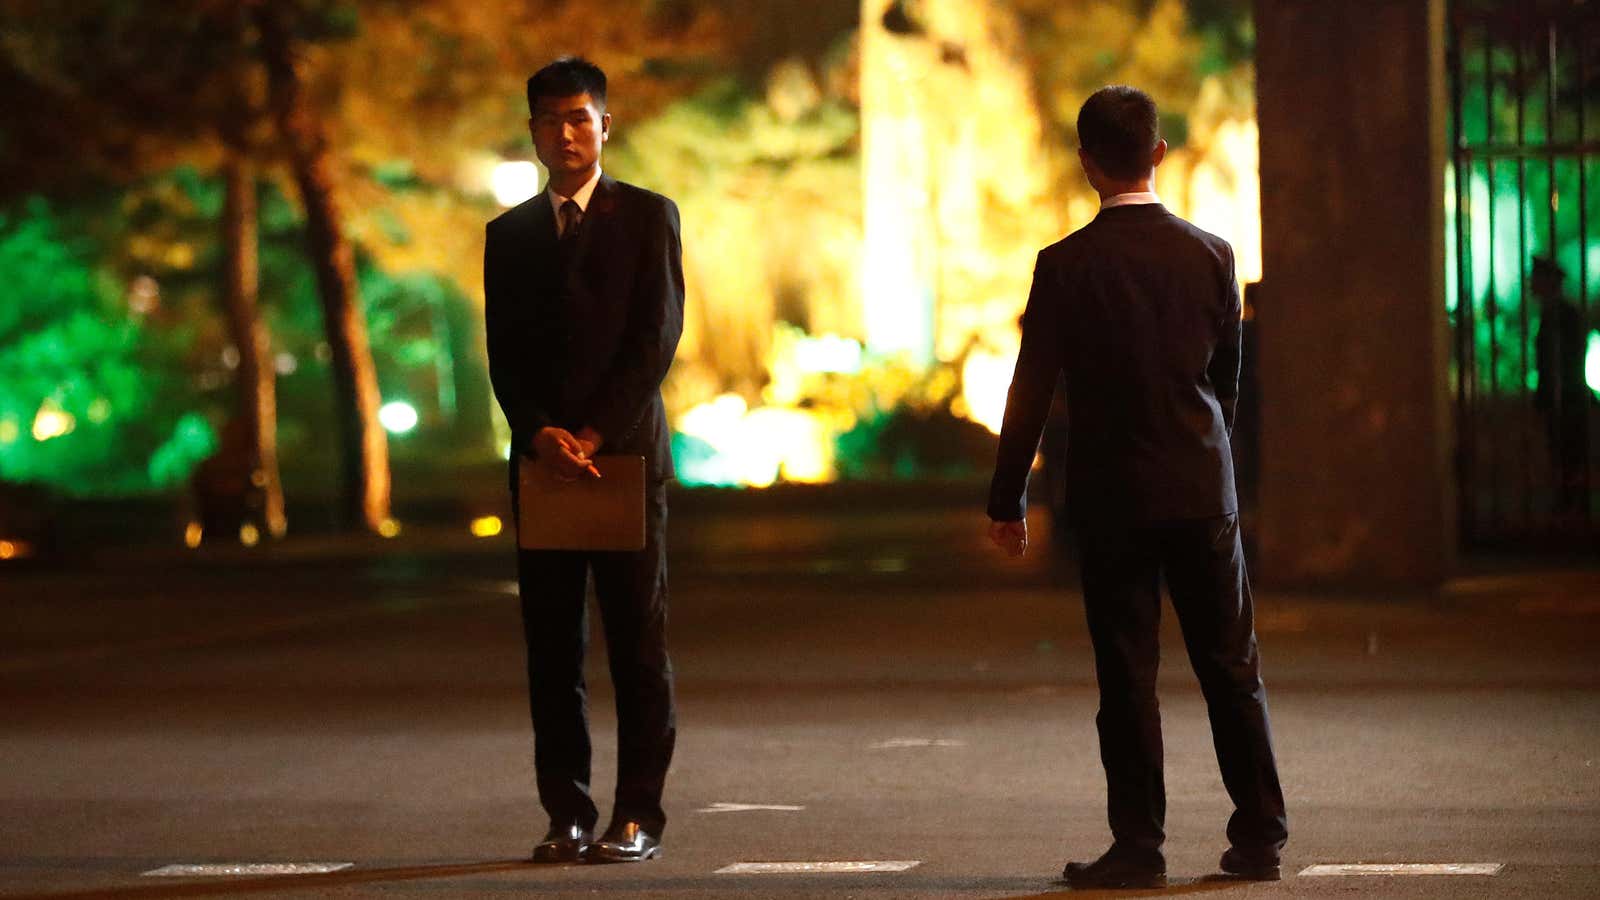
[1299, 863, 1504, 877]
[868, 737, 965, 749]
[144, 863, 354, 877]
[697, 802, 806, 813]
[716, 860, 922, 874]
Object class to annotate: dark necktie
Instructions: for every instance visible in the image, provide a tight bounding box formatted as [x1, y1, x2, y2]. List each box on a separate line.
[559, 199, 582, 246]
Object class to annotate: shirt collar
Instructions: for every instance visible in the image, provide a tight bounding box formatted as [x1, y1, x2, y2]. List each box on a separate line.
[1100, 191, 1162, 209]
[547, 167, 603, 213]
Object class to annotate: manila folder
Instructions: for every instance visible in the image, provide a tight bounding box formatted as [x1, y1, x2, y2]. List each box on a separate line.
[517, 454, 647, 552]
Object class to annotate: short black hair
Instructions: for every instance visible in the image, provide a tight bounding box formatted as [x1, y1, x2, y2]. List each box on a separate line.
[1076, 86, 1160, 181]
[526, 56, 607, 114]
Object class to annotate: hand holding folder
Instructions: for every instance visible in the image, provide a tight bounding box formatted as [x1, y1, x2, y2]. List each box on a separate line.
[517, 454, 647, 552]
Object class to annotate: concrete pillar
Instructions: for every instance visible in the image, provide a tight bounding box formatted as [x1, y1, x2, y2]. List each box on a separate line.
[1254, 0, 1456, 587]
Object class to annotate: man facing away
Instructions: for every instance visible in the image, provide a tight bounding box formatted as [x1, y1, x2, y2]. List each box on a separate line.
[986, 85, 1287, 889]
[482, 56, 684, 865]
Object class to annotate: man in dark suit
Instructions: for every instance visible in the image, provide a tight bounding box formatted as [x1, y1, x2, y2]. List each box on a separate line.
[1531, 256, 1594, 516]
[483, 56, 684, 866]
[987, 85, 1287, 889]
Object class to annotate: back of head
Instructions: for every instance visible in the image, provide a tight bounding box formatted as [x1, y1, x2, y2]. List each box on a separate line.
[1076, 86, 1160, 181]
[527, 56, 608, 113]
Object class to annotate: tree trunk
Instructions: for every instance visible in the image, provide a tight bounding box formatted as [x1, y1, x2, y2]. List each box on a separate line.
[255, 5, 391, 532]
[221, 157, 287, 538]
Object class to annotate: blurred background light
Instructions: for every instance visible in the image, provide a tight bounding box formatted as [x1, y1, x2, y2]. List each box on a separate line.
[792, 333, 863, 375]
[1587, 331, 1600, 396]
[31, 400, 74, 442]
[959, 349, 1016, 435]
[491, 161, 542, 208]
[378, 401, 419, 434]
[126, 275, 159, 315]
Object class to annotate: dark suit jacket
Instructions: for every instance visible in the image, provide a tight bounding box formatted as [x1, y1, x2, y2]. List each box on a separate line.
[987, 203, 1242, 527]
[483, 175, 685, 481]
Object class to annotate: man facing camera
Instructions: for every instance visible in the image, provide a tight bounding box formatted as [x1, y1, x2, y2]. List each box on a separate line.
[483, 56, 684, 865]
[986, 85, 1287, 888]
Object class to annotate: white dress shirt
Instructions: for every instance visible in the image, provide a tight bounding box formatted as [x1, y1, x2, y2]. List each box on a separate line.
[548, 167, 602, 237]
[1101, 190, 1162, 209]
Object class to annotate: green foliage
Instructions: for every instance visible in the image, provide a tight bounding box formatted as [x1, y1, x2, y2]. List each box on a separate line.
[362, 265, 458, 376]
[0, 198, 108, 339]
[835, 403, 999, 480]
[147, 412, 219, 487]
[0, 196, 214, 495]
[0, 167, 500, 498]
[1184, 0, 1254, 76]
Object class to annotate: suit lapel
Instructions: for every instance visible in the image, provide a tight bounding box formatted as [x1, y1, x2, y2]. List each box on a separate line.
[523, 191, 559, 264]
[506, 175, 617, 313]
[568, 174, 619, 266]
[499, 192, 560, 313]
[558, 175, 619, 301]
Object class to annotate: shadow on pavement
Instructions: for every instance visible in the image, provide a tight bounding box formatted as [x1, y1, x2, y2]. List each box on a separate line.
[997, 875, 1250, 898]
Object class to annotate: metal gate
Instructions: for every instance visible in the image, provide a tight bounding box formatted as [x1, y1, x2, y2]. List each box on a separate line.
[1448, 1, 1600, 548]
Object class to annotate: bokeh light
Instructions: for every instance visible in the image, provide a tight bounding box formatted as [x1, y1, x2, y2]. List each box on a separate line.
[30, 400, 74, 442]
[491, 161, 542, 208]
[378, 401, 419, 435]
[1587, 331, 1600, 396]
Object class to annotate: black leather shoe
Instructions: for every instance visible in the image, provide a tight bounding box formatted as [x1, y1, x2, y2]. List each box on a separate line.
[1219, 846, 1281, 881]
[531, 823, 591, 864]
[1063, 847, 1167, 889]
[584, 820, 661, 864]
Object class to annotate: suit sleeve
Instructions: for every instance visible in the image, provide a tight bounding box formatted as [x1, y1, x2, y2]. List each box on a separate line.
[986, 252, 1064, 522]
[585, 197, 686, 446]
[1207, 242, 1242, 436]
[483, 222, 552, 450]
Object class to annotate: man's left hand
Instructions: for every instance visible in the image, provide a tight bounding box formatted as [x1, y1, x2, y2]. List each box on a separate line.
[989, 519, 1028, 557]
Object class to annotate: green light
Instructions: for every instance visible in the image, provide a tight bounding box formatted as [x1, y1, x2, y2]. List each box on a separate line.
[379, 401, 419, 434]
[146, 413, 218, 488]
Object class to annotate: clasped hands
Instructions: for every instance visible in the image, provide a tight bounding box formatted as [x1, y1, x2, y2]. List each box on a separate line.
[532, 426, 603, 481]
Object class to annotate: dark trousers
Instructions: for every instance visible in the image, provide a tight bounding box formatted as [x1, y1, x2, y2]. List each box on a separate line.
[1075, 513, 1287, 856]
[513, 479, 675, 835]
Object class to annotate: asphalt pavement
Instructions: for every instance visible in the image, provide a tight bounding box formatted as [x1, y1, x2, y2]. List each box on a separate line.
[2, 489, 1597, 898]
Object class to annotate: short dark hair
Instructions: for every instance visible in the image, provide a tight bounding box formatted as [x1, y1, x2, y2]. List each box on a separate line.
[526, 56, 607, 114]
[1076, 86, 1160, 181]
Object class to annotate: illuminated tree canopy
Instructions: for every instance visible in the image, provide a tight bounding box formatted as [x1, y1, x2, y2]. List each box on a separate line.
[0, 0, 1262, 495]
